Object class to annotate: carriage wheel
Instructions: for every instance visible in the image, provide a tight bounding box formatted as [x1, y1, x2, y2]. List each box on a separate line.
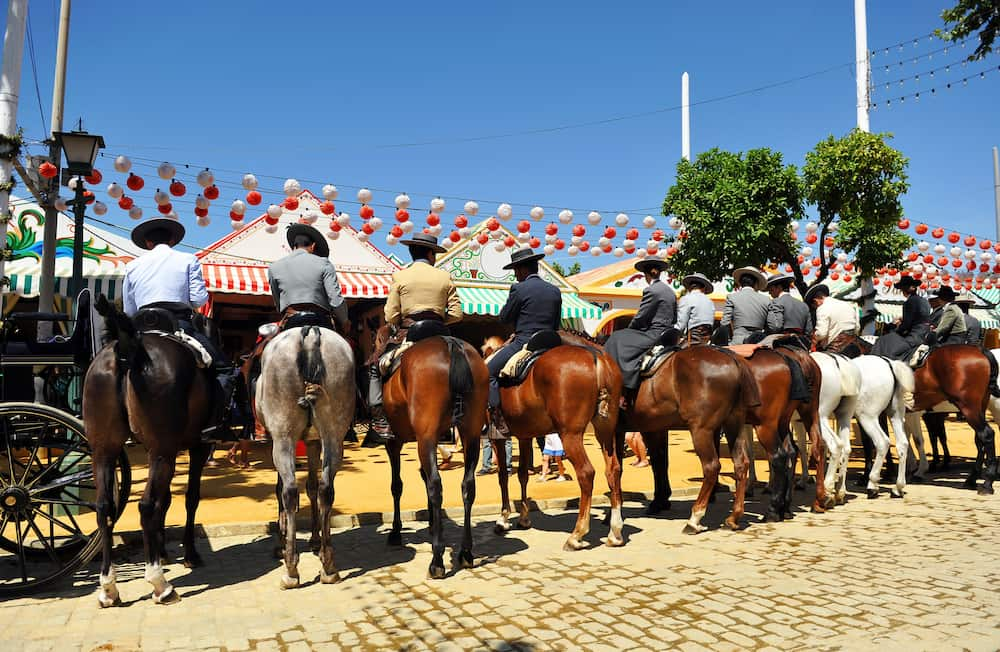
[0, 403, 131, 596]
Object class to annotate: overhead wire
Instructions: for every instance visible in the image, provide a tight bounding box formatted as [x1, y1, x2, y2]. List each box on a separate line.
[24, 8, 48, 137]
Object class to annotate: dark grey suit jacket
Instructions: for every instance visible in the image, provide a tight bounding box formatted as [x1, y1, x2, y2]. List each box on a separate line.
[628, 279, 677, 334]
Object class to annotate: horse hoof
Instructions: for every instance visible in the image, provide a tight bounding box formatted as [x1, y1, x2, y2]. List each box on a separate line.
[682, 523, 707, 535]
[280, 575, 300, 590]
[646, 500, 670, 515]
[764, 510, 782, 523]
[836, 494, 847, 506]
[977, 485, 995, 496]
[724, 517, 740, 531]
[428, 565, 447, 580]
[97, 594, 121, 609]
[182, 555, 203, 569]
[517, 518, 532, 530]
[320, 571, 341, 585]
[604, 534, 625, 548]
[810, 502, 826, 514]
[387, 531, 403, 547]
[891, 490, 904, 499]
[866, 489, 879, 499]
[458, 550, 474, 569]
[783, 511, 794, 520]
[309, 538, 321, 555]
[563, 537, 586, 551]
[152, 586, 179, 605]
[492, 523, 509, 536]
[964, 477, 978, 489]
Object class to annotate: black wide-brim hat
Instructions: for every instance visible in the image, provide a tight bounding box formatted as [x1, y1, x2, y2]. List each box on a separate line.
[131, 218, 186, 250]
[894, 276, 921, 291]
[286, 223, 330, 258]
[931, 285, 957, 301]
[503, 247, 545, 270]
[399, 232, 446, 254]
[803, 283, 830, 304]
[682, 273, 714, 292]
[635, 258, 669, 274]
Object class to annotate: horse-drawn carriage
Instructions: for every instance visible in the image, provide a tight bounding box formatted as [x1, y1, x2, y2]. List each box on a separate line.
[0, 290, 131, 595]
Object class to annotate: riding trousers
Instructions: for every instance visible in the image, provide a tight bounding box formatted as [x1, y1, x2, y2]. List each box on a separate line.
[486, 335, 530, 408]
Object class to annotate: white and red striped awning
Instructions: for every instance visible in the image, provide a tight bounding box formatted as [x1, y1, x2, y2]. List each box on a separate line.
[202, 263, 392, 298]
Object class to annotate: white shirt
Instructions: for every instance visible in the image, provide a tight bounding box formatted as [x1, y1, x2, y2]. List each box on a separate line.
[122, 244, 208, 316]
[814, 296, 859, 344]
[676, 290, 715, 332]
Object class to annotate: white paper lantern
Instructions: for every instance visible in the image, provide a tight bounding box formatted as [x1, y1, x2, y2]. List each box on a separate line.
[265, 224, 279, 234]
[917, 240, 930, 252]
[981, 252, 994, 262]
[515, 232, 530, 243]
[613, 246, 625, 258]
[934, 244, 946, 254]
[469, 240, 481, 252]
[658, 248, 670, 259]
[128, 206, 142, 220]
[585, 211, 600, 225]
[635, 248, 647, 259]
[386, 234, 399, 246]
[357, 231, 370, 243]
[615, 213, 629, 227]
[68, 176, 81, 191]
[54, 197, 68, 211]
[910, 264, 923, 274]
[464, 201, 479, 216]
[964, 249, 977, 260]
[642, 215, 656, 228]
[113, 155, 131, 173]
[106, 182, 124, 199]
[430, 197, 446, 213]
[196, 168, 214, 188]
[567, 245, 579, 256]
[622, 238, 635, 249]
[571, 235, 583, 246]
[93, 201, 107, 216]
[801, 247, 813, 257]
[668, 216, 684, 230]
[529, 206, 544, 221]
[400, 220, 415, 233]
[197, 216, 211, 228]
[444, 238, 458, 250]
[829, 222, 839, 232]
[543, 244, 556, 256]
[369, 217, 383, 230]
[266, 204, 283, 219]
[322, 184, 338, 200]
[591, 247, 602, 257]
[836, 252, 848, 262]
[428, 224, 443, 236]
[598, 237, 611, 247]
[302, 211, 320, 225]
[152, 189, 169, 206]
[458, 227, 471, 238]
[157, 162, 175, 180]
[231, 220, 244, 231]
[357, 188, 373, 203]
[545, 234, 557, 244]
[497, 203, 513, 220]
[490, 229, 503, 240]
[231, 199, 246, 216]
[789, 220, 799, 231]
[559, 210, 575, 224]
[805, 221, 818, 233]
[242, 174, 259, 190]
[336, 213, 351, 227]
[164, 210, 178, 220]
[951, 246, 963, 257]
[283, 178, 301, 196]
[494, 241, 506, 252]
[394, 193, 411, 209]
[326, 229, 339, 240]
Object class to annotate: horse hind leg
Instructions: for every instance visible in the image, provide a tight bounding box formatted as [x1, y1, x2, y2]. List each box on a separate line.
[417, 436, 447, 579]
[724, 424, 750, 531]
[685, 427, 722, 535]
[887, 406, 909, 498]
[140, 454, 179, 604]
[595, 421, 625, 547]
[181, 442, 212, 568]
[857, 415, 889, 499]
[272, 437, 301, 589]
[387, 438, 405, 546]
[458, 418, 482, 568]
[516, 438, 533, 529]
[306, 439, 321, 554]
[95, 449, 123, 608]
[317, 434, 342, 584]
[493, 438, 514, 535]
[974, 422, 997, 496]
[561, 431, 595, 551]
[905, 412, 930, 480]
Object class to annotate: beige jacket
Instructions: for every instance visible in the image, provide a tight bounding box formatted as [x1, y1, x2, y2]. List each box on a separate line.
[384, 260, 463, 327]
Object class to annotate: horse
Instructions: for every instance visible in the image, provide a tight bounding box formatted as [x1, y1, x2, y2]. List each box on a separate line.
[808, 352, 862, 508]
[484, 332, 624, 550]
[256, 325, 355, 588]
[626, 346, 759, 533]
[382, 333, 488, 578]
[84, 297, 215, 607]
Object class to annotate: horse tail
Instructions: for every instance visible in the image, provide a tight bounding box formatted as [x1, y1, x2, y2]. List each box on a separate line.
[986, 349, 1000, 398]
[888, 359, 916, 411]
[296, 326, 327, 410]
[736, 357, 762, 408]
[592, 352, 612, 419]
[445, 337, 472, 426]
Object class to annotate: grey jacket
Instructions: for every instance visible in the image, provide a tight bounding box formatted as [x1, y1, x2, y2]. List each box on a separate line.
[268, 249, 347, 326]
[722, 288, 769, 332]
[766, 292, 813, 334]
[964, 314, 983, 345]
[628, 279, 677, 334]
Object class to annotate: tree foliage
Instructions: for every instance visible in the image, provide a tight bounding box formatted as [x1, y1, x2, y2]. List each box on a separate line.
[549, 261, 580, 277]
[936, 0, 1000, 61]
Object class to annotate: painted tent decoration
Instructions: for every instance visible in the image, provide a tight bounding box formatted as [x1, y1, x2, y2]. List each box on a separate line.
[434, 220, 601, 320]
[3, 196, 141, 301]
[198, 190, 400, 298]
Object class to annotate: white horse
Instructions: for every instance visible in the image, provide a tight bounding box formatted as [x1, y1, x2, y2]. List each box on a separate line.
[850, 355, 915, 498]
[257, 325, 356, 588]
[808, 352, 862, 507]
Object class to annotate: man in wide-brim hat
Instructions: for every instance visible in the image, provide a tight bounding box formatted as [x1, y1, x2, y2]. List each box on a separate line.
[954, 292, 983, 345]
[870, 275, 932, 360]
[927, 285, 968, 346]
[486, 247, 563, 436]
[676, 273, 716, 345]
[604, 258, 677, 398]
[268, 222, 347, 332]
[721, 266, 769, 344]
[803, 283, 860, 353]
[755, 271, 813, 347]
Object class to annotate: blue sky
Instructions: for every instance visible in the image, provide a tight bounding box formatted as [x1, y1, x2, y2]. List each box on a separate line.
[4, 1, 998, 270]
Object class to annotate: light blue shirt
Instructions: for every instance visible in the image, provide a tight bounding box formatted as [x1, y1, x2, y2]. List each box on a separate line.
[122, 244, 208, 316]
[676, 290, 715, 332]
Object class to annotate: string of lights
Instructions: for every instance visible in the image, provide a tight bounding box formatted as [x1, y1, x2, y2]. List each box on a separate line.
[870, 64, 998, 109]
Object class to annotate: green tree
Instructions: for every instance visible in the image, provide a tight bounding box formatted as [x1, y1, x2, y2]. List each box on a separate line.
[802, 129, 912, 283]
[549, 261, 580, 277]
[661, 147, 805, 288]
[937, 0, 1000, 61]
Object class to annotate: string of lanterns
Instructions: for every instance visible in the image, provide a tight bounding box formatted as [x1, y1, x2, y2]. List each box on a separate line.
[870, 63, 998, 109]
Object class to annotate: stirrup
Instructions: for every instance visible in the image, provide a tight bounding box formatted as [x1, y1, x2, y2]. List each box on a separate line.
[369, 406, 394, 442]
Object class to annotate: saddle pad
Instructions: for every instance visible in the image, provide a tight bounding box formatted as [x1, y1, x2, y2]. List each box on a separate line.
[499, 347, 532, 380]
[726, 344, 761, 358]
[640, 345, 675, 378]
[909, 344, 930, 369]
[146, 330, 212, 368]
[378, 340, 414, 378]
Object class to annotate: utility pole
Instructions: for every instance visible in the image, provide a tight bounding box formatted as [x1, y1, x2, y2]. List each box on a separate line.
[854, 0, 877, 334]
[993, 146, 1000, 241]
[681, 72, 690, 161]
[37, 0, 71, 340]
[0, 0, 29, 303]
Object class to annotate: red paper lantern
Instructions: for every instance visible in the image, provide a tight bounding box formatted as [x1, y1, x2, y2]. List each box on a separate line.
[952, 259, 962, 268]
[994, 242, 1000, 253]
[626, 228, 639, 241]
[85, 169, 103, 185]
[517, 220, 531, 233]
[204, 185, 220, 201]
[938, 257, 949, 266]
[503, 236, 515, 248]
[994, 264, 1000, 273]
[898, 219, 910, 229]
[981, 263, 990, 272]
[805, 233, 818, 244]
[449, 230, 461, 242]
[315, 201, 334, 215]
[932, 227, 945, 239]
[920, 282, 928, 290]
[83, 190, 95, 205]
[118, 196, 134, 210]
[362, 223, 375, 235]
[872, 278, 880, 286]
[844, 263, 854, 272]
[38, 161, 58, 179]
[967, 261, 977, 271]
[126, 173, 144, 191]
[579, 241, 591, 252]
[427, 213, 441, 227]
[785, 264, 794, 272]
[964, 235, 977, 247]
[923, 255, 934, 264]
[395, 209, 409, 222]
[486, 217, 500, 231]
[169, 180, 186, 197]
[356, 204, 372, 219]
[667, 246, 678, 256]
[601, 244, 612, 253]
[476, 233, 489, 245]
[330, 221, 341, 232]
[285, 196, 301, 211]
[843, 274, 852, 282]
[824, 237, 835, 248]
[545, 223, 558, 236]
[572, 224, 586, 237]
[605, 227, 618, 239]
[157, 203, 172, 215]
[554, 239, 565, 250]
[229, 210, 244, 221]
[455, 215, 468, 228]
[811, 257, 821, 267]
[797, 255, 805, 264]
[907, 252, 918, 262]
[531, 237, 544, 249]
[651, 229, 663, 241]
[265, 214, 279, 226]
[194, 207, 208, 218]
[830, 272, 840, 280]
[246, 190, 262, 205]
[390, 225, 403, 238]
[915, 223, 928, 235]
[981, 240, 993, 250]
[948, 232, 961, 243]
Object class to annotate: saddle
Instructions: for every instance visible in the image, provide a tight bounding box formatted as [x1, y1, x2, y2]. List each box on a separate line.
[133, 307, 213, 368]
[377, 320, 451, 380]
[498, 330, 562, 386]
[639, 329, 681, 378]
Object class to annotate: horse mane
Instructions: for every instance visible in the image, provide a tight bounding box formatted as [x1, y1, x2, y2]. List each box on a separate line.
[559, 329, 607, 346]
[94, 295, 143, 368]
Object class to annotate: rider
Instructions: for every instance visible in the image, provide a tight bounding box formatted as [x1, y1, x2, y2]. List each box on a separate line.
[603, 258, 676, 401]
[762, 272, 813, 348]
[369, 232, 462, 441]
[803, 283, 859, 353]
[268, 223, 349, 332]
[721, 267, 769, 344]
[928, 286, 967, 346]
[676, 273, 716, 345]
[956, 293, 983, 345]
[122, 218, 238, 439]
[487, 248, 563, 436]
[871, 276, 930, 361]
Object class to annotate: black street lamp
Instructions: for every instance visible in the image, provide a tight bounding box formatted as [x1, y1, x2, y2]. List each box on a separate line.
[53, 129, 104, 296]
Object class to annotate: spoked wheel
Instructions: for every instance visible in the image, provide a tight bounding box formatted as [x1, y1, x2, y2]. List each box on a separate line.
[0, 403, 131, 596]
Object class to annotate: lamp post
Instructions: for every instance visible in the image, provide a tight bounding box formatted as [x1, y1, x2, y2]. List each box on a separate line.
[53, 129, 104, 296]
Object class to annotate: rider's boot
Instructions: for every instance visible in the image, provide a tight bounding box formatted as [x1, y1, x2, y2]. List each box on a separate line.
[364, 366, 393, 445]
[201, 367, 240, 443]
[488, 406, 511, 439]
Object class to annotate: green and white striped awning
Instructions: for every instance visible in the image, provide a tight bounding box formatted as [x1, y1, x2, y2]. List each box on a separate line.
[457, 286, 602, 319]
[6, 274, 122, 301]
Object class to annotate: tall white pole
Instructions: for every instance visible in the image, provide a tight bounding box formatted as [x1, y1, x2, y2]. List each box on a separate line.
[0, 0, 29, 302]
[854, 0, 870, 132]
[681, 72, 690, 161]
[993, 146, 1000, 241]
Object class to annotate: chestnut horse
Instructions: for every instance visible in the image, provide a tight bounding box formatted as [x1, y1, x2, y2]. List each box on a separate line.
[383, 335, 489, 578]
[84, 297, 214, 607]
[484, 333, 623, 550]
[627, 346, 759, 533]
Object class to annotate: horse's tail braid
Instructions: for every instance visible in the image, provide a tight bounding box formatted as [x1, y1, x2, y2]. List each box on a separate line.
[737, 358, 762, 408]
[446, 337, 472, 426]
[888, 359, 916, 410]
[592, 352, 610, 419]
[296, 326, 328, 410]
[986, 349, 1000, 398]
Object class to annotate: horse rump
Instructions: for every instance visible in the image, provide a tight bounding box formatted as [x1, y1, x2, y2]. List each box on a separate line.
[987, 348, 1000, 398]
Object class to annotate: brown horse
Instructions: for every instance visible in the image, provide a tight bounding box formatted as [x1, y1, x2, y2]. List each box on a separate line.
[910, 344, 998, 494]
[383, 335, 489, 578]
[485, 333, 623, 550]
[626, 347, 758, 533]
[84, 297, 214, 607]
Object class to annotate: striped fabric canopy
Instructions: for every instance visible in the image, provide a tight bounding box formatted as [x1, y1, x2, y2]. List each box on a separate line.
[457, 286, 602, 319]
[201, 263, 393, 298]
[6, 273, 122, 301]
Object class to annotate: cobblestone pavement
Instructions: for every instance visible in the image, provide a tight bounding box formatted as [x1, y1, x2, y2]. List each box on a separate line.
[2, 480, 999, 651]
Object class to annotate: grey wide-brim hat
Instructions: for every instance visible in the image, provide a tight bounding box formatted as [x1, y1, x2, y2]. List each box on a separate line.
[955, 293, 976, 305]
[131, 218, 186, 250]
[399, 232, 447, 254]
[732, 266, 766, 291]
[766, 272, 795, 288]
[682, 273, 713, 292]
[803, 283, 831, 304]
[286, 223, 330, 258]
